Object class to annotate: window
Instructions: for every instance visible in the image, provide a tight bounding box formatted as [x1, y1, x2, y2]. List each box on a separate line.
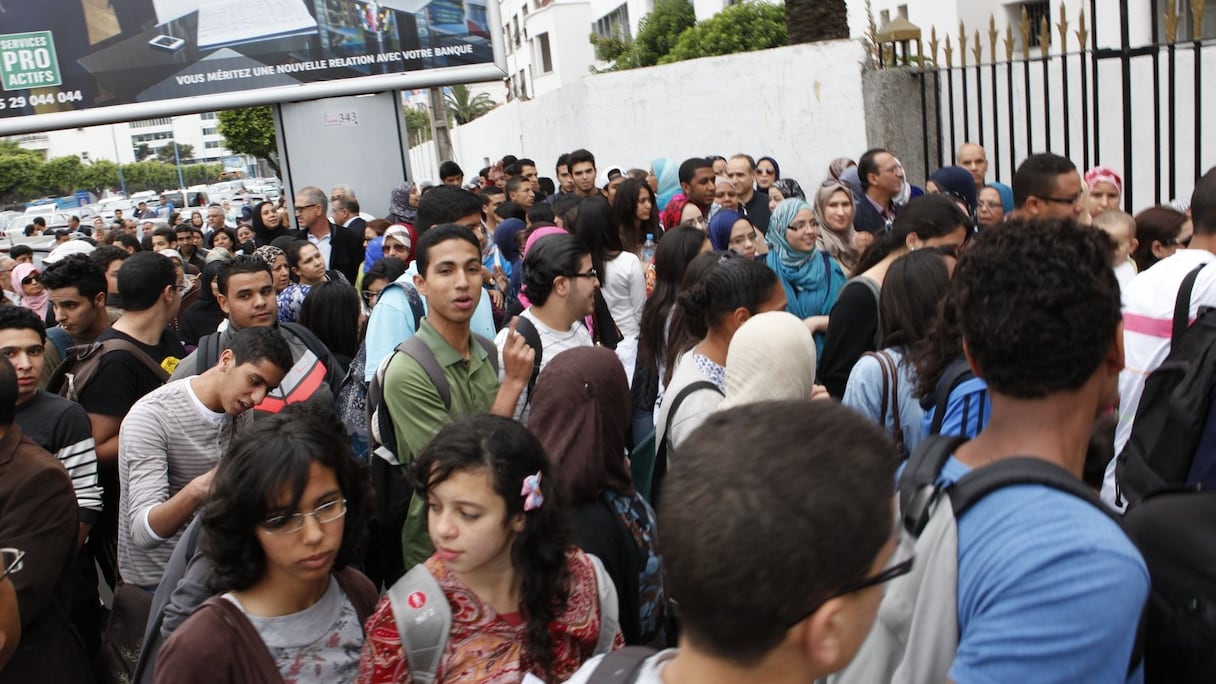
[200, 112, 217, 120]
[1155, 0, 1216, 41]
[203, 127, 218, 136]
[518, 69, 527, 99]
[593, 3, 632, 39]
[205, 141, 222, 149]
[1021, 1, 1050, 49]
[131, 132, 173, 144]
[537, 33, 553, 73]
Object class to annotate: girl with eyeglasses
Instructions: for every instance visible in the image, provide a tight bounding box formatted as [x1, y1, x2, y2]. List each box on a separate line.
[765, 198, 846, 361]
[155, 406, 376, 683]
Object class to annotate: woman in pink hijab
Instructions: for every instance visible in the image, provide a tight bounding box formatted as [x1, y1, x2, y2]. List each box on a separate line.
[11, 263, 50, 324]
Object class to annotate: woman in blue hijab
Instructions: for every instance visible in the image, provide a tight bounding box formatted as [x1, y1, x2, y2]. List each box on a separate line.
[765, 199, 845, 360]
[650, 158, 681, 216]
[928, 166, 978, 219]
[494, 217, 527, 304]
[707, 209, 759, 260]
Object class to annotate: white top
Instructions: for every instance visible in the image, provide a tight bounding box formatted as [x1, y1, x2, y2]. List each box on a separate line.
[653, 350, 725, 454]
[602, 252, 646, 338]
[494, 307, 593, 422]
[1103, 249, 1216, 509]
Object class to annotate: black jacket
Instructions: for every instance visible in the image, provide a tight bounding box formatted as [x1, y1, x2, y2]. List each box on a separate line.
[294, 223, 364, 284]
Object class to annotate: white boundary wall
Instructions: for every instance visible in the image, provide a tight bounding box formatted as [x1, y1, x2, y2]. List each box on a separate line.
[427, 39, 871, 189]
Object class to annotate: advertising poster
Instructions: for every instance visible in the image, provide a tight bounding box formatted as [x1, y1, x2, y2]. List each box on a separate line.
[0, 0, 502, 134]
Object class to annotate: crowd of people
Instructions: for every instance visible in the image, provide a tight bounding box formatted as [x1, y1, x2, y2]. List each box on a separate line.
[0, 140, 1211, 684]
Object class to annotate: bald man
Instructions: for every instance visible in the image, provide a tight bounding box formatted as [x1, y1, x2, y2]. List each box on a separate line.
[958, 143, 989, 188]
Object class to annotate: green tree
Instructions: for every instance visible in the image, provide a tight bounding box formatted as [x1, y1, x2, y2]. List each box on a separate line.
[444, 84, 496, 125]
[0, 152, 41, 204]
[660, 1, 786, 64]
[633, 0, 695, 66]
[155, 143, 194, 163]
[79, 160, 120, 195]
[404, 107, 432, 146]
[37, 156, 85, 196]
[217, 107, 280, 175]
[786, 0, 849, 45]
[133, 143, 154, 162]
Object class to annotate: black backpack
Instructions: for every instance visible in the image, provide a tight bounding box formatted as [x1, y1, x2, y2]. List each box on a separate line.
[1116, 263, 1216, 507]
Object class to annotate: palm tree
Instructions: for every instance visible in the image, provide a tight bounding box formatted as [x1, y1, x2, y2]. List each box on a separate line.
[444, 84, 497, 125]
[786, 0, 849, 45]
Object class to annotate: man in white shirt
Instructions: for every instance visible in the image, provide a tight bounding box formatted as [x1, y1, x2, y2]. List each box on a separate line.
[1104, 167, 1216, 509]
[117, 326, 291, 588]
[495, 233, 596, 420]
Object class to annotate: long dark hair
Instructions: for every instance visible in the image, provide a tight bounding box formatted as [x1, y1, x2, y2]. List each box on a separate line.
[411, 415, 572, 680]
[909, 283, 963, 399]
[613, 178, 660, 254]
[663, 253, 779, 384]
[1131, 205, 1187, 272]
[202, 405, 371, 593]
[639, 226, 709, 367]
[854, 194, 969, 273]
[879, 249, 951, 350]
[299, 280, 361, 360]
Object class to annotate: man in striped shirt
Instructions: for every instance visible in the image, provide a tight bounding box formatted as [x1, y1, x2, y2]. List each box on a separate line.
[117, 326, 292, 589]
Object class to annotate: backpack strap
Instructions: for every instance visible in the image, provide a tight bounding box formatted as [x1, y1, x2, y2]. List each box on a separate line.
[898, 434, 970, 536]
[950, 456, 1121, 524]
[863, 351, 892, 433]
[850, 276, 883, 349]
[46, 326, 71, 360]
[386, 564, 451, 684]
[869, 350, 906, 457]
[403, 281, 425, 331]
[397, 335, 452, 411]
[587, 646, 658, 684]
[198, 331, 221, 375]
[929, 356, 973, 435]
[652, 380, 723, 507]
[1173, 263, 1207, 341]
[512, 315, 543, 403]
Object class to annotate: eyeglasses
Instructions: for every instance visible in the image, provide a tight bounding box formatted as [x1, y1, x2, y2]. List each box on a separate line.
[976, 200, 1004, 211]
[260, 498, 347, 535]
[1036, 193, 1082, 206]
[1163, 235, 1193, 248]
[756, 167, 776, 176]
[0, 548, 24, 581]
[568, 268, 599, 280]
[788, 220, 817, 232]
[293, 204, 319, 214]
[361, 289, 383, 305]
[785, 553, 915, 629]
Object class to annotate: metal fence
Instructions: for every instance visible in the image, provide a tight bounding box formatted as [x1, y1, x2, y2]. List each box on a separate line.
[883, 0, 1215, 211]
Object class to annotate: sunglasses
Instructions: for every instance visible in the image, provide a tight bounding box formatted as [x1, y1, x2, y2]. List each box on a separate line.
[20, 275, 38, 285]
[785, 553, 915, 629]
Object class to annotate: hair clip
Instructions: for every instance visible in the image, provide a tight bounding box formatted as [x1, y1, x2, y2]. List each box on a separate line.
[521, 471, 544, 512]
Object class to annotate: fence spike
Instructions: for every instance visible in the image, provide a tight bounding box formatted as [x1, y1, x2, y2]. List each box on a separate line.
[1076, 7, 1089, 50]
[1019, 6, 1032, 54]
[929, 26, 939, 66]
[945, 33, 953, 68]
[1165, 0, 1180, 43]
[1039, 16, 1051, 57]
[1058, 2, 1070, 51]
[959, 22, 968, 66]
[974, 29, 983, 64]
[1193, 0, 1206, 41]
[918, 38, 926, 69]
[1005, 25, 1015, 60]
[989, 14, 999, 61]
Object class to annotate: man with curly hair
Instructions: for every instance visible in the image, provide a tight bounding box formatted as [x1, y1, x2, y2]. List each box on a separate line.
[937, 217, 1147, 682]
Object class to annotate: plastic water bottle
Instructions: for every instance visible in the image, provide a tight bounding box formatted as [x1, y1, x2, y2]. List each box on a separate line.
[642, 233, 656, 265]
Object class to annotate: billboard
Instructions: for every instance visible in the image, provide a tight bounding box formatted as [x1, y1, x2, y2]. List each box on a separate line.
[0, 0, 505, 136]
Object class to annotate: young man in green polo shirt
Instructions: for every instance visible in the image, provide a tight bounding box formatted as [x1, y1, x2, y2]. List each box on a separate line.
[384, 223, 535, 569]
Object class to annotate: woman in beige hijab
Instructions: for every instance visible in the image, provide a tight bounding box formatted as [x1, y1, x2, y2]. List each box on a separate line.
[814, 179, 862, 276]
[720, 311, 821, 409]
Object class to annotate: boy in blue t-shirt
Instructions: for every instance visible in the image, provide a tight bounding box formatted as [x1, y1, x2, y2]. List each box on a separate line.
[943, 217, 1147, 683]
